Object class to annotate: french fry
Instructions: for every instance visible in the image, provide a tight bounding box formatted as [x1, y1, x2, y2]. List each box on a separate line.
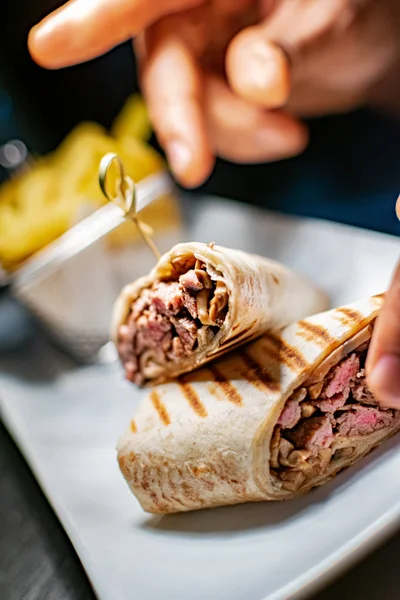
[111, 95, 152, 142]
[0, 95, 179, 270]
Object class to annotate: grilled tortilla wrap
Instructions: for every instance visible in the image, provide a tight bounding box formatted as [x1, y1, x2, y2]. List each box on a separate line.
[111, 242, 328, 385]
[117, 294, 400, 514]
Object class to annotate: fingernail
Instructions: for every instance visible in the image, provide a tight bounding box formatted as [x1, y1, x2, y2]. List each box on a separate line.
[166, 141, 192, 179]
[249, 42, 279, 84]
[369, 355, 400, 409]
[229, 34, 290, 108]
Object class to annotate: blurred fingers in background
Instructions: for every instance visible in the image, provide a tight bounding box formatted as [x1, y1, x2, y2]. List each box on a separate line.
[29, 0, 400, 187]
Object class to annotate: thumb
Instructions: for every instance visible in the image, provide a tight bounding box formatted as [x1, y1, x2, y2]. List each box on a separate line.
[366, 259, 400, 409]
[226, 0, 347, 108]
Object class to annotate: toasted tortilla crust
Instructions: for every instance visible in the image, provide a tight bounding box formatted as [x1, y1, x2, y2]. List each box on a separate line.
[116, 294, 400, 514]
[111, 242, 328, 385]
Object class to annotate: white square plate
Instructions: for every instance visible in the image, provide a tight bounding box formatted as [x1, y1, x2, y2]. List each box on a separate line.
[1, 196, 399, 600]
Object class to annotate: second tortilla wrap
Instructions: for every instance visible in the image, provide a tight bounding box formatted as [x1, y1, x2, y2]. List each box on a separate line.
[111, 242, 328, 385]
[117, 294, 400, 514]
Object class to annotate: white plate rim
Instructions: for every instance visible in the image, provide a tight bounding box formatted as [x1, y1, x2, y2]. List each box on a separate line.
[1, 198, 400, 600]
[2, 391, 399, 600]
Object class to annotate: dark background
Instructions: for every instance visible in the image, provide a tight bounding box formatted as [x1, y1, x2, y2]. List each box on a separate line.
[0, 0, 399, 235]
[0, 2, 399, 599]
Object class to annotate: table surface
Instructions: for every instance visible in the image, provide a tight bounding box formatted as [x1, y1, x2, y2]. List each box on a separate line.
[1, 417, 399, 600]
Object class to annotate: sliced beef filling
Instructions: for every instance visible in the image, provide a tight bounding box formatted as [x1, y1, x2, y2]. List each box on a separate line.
[271, 335, 399, 492]
[117, 259, 228, 384]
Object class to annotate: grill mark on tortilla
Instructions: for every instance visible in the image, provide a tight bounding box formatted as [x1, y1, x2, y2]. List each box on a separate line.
[209, 366, 243, 406]
[297, 321, 335, 346]
[335, 307, 365, 326]
[207, 382, 225, 401]
[140, 464, 150, 492]
[166, 470, 188, 508]
[240, 349, 281, 392]
[181, 481, 204, 504]
[151, 467, 170, 505]
[220, 321, 256, 348]
[179, 382, 208, 418]
[118, 453, 132, 480]
[372, 292, 385, 301]
[169, 494, 187, 508]
[209, 340, 250, 363]
[150, 390, 171, 426]
[130, 419, 137, 433]
[260, 335, 309, 371]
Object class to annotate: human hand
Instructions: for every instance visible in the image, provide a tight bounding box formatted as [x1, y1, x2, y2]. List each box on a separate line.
[29, 0, 400, 187]
[367, 257, 400, 410]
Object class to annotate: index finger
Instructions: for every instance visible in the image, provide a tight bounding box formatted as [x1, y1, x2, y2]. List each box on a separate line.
[366, 259, 400, 409]
[28, 0, 202, 69]
[137, 23, 214, 188]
